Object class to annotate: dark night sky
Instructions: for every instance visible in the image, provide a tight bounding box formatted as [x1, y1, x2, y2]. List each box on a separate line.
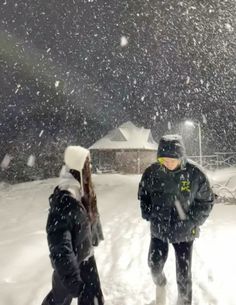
[0, 0, 236, 158]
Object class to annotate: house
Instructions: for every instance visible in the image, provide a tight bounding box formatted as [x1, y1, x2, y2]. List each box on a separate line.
[89, 121, 158, 174]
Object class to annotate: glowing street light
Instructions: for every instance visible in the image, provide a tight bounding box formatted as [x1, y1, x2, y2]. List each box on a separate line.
[184, 120, 202, 166]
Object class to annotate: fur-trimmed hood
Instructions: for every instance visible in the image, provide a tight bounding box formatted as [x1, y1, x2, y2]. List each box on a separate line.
[58, 165, 82, 201]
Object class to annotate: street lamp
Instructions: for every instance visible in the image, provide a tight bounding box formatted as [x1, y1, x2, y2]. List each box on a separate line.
[184, 120, 202, 166]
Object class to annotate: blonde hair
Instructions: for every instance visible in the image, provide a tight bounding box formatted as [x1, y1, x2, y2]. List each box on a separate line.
[157, 157, 165, 165]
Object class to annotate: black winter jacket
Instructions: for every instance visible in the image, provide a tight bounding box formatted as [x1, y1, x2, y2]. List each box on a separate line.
[138, 161, 214, 243]
[46, 187, 93, 297]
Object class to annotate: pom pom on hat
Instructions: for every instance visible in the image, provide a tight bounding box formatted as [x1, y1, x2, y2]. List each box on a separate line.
[64, 146, 90, 172]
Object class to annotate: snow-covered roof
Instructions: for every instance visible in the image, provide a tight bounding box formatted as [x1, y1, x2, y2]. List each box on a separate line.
[89, 121, 158, 150]
[161, 134, 183, 142]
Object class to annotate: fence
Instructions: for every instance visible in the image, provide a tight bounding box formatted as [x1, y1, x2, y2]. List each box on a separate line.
[188, 152, 236, 169]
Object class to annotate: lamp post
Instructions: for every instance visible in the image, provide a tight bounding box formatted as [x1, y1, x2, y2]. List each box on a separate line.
[184, 120, 202, 166]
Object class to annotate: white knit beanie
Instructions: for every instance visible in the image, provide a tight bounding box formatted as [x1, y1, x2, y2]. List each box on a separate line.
[64, 146, 90, 171]
[64, 145, 90, 195]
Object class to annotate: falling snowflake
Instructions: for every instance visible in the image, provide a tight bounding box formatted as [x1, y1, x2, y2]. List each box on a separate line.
[1, 154, 12, 170]
[39, 130, 44, 137]
[225, 23, 233, 33]
[27, 155, 36, 167]
[15, 84, 21, 94]
[55, 81, 60, 88]
[120, 36, 128, 47]
[202, 115, 207, 124]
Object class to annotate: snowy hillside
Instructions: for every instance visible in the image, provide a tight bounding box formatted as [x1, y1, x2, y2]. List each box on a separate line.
[0, 173, 236, 305]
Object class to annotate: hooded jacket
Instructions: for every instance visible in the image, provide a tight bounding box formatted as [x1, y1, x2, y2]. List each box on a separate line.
[138, 160, 214, 243]
[138, 134, 214, 243]
[46, 175, 93, 297]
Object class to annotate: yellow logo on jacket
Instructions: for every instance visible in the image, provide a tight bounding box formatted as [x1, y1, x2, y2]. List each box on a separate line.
[180, 180, 190, 192]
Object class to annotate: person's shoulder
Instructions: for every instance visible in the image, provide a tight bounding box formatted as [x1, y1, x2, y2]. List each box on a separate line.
[60, 192, 79, 209]
[57, 193, 88, 226]
[141, 163, 162, 183]
[50, 187, 81, 213]
[185, 159, 208, 179]
[143, 162, 161, 175]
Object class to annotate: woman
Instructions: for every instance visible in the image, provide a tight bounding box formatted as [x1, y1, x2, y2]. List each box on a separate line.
[42, 146, 104, 305]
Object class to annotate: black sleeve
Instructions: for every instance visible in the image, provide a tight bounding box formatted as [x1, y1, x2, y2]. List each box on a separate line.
[138, 169, 152, 221]
[188, 172, 214, 227]
[46, 196, 84, 297]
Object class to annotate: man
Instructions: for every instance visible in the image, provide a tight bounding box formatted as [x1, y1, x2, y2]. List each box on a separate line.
[138, 135, 214, 305]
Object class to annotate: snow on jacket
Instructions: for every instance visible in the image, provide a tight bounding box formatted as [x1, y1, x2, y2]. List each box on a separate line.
[46, 186, 93, 297]
[138, 160, 214, 243]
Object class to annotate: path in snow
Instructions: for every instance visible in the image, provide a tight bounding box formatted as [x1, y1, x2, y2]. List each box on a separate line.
[0, 174, 235, 305]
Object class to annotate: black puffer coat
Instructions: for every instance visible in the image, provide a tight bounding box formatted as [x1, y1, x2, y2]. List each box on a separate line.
[138, 160, 214, 243]
[46, 186, 92, 297]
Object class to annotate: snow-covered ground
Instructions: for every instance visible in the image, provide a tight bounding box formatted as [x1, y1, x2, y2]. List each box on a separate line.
[0, 171, 236, 305]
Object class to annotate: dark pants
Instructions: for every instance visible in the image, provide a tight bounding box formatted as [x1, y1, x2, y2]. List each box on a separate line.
[148, 237, 193, 305]
[42, 256, 104, 305]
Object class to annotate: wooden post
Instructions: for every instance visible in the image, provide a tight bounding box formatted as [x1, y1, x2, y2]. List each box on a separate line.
[137, 150, 141, 174]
